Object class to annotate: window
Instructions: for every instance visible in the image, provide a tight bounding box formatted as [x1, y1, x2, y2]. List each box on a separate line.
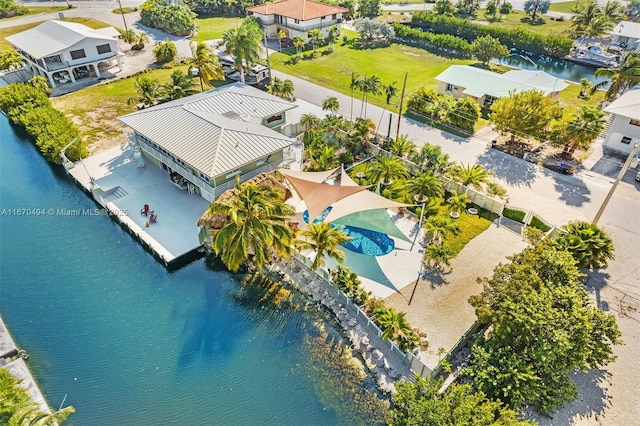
[621, 136, 632, 144]
[630, 119, 640, 127]
[266, 114, 283, 123]
[225, 170, 241, 180]
[321, 16, 326, 20]
[445, 83, 454, 92]
[96, 44, 111, 54]
[70, 49, 86, 60]
[294, 19, 299, 24]
[483, 95, 498, 108]
[332, 14, 337, 19]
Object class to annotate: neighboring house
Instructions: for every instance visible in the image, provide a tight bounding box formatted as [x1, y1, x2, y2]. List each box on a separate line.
[118, 83, 302, 203]
[611, 21, 640, 52]
[5, 20, 121, 88]
[603, 85, 640, 155]
[247, 0, 348, 39]
[435, 65, 568, 109]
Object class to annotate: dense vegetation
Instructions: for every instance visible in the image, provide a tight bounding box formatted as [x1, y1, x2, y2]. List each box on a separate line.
[409, 11, 573, 57]
[140, 0, 196, 36]
[0, 83, 86, 162]
[407, 88, 481, 132]
[0, 0, 28, 18]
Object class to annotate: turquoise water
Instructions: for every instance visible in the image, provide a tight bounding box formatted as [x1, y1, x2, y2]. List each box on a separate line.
[0, 115, 370, 425]
[342, 226, 394, 257]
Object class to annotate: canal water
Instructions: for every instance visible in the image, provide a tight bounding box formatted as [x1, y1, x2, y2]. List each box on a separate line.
[496, 53, 609, 86]
[0, 115, 378, 424]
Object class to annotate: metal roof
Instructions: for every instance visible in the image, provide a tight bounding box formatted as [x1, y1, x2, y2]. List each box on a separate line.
[612, 21, 640, 39]
[435, 65, 567, 98]
[119, 86, 297, 178]
[5, 20, 116, 59]
[604, 85, 640, 119]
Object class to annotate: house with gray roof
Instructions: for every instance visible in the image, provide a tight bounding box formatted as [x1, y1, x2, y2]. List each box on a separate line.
[118, 83, 301, 202]
[603, 85, 640, 155]
[611, 21, 640, 52]
[5, 20, 121, 88]
[435, 65, 568, 109]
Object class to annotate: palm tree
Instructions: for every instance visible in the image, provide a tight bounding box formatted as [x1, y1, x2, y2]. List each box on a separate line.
[424, 244, 454, 269]
[309, 144, 339, 171]
[163, 69, 196, 100]
[268, 76, 284, 98]
[321, 96, 340, 116]
[486, 182, 507, 198]
[210, 182, 295, 272]
[423, 216, 458, 244]
[592, 52, 640, 100]
[448, 191, 470, 216]
[187, 41, 224, 91]
[117, 28, 137, 44]
[571, 0, 602, 39]
[308, 29, 324, 53]
[135, 31, 150, 50]
[562, 105, 606, 157]
[368, 155, 408, 186]
[296, 222, 352, 270]
[360, 74, 381, 117]
[281, 79, 295, 101]
[9, 405, 75, 425]
[349, 72, 361, 120]
[411, 144, 451, 173]
[584, 15, 613, 39]
[223, 20, 263, 84]
[331, 265, 370, 305]
[448, 162, 491, 189]
[388, 134, 417, 158]
[376, 308, 416, 351]
[556, 221, 615, 269]
[377, 81, 398, 133]
[292, 36, 306, 57]
[327, 26, 340, 51]
[300, 113, 321, 130]
[602, 0, 624, 22]
[406, 170, 444, 202]
[127, 76, 162, 107]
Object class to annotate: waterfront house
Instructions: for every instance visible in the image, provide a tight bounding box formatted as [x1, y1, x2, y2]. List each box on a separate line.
[118, 83, 302, 203]
[435, 65, 568, 109]
[610, 21, 640, 52]
[5, 20, 122, 88]
[603, 85, 640, 155]
[246, 0, 348, 39]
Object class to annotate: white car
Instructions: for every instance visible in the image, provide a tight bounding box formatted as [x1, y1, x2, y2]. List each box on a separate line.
[635, 171, 640, 182]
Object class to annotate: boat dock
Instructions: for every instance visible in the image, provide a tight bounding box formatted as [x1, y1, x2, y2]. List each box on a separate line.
[0, 316, 51, 414]
[66, 144, 211, 267]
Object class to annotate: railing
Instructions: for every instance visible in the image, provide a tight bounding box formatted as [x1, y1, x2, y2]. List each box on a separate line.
[264, 19, 343, 32]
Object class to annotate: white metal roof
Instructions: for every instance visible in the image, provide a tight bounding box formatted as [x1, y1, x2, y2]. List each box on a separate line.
[435, 65, 567, 98]
[604, 85, 640, 119]
[5, 20, 116, 59]
[612, 21, 640, 40]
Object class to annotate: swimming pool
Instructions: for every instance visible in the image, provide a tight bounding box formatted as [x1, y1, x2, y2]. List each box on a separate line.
[303, 210, 394, 257]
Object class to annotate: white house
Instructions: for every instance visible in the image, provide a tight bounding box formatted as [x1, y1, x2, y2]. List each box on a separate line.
[5, 20, 122, 88]
[118, 83, 303, 203]
[247, 0, 348, 39]
[603, 85, 640, 155]
[435, 65, 569, 109]
[611, 21, 640, 52]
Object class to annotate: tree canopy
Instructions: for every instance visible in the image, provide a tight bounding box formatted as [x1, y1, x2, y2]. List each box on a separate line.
[471, 35, 509, 65]
[140, 0, 195, 36]
[466, 240, 621, 415]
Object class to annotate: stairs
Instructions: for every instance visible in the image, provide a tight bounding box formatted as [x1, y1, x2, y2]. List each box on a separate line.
[102, 186, 129, 202]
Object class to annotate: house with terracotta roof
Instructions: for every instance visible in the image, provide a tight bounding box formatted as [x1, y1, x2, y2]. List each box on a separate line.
[247, 0, 348, 39]
[5, 20, 121, 88]
[603, 85, 640, 155]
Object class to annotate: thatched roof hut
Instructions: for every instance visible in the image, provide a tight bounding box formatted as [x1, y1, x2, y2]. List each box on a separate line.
[197, 173, 292, 229]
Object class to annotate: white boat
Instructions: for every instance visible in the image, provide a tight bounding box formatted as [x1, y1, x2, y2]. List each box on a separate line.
[574, 45, 621, 67]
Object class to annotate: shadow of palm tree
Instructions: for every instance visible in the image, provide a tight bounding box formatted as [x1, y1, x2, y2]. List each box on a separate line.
[552, 174, 591, 207]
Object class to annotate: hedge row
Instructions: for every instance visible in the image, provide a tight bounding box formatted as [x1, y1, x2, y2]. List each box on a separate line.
[0, 84, 86, 163]
[392, 23, 472, 57]
[409, 12, 573, 58]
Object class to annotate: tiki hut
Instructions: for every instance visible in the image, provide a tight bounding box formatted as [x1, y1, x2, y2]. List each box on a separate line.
[197, 173, 293, 232]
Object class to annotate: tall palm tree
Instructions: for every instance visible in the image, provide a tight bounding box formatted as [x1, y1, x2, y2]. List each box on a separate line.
[423, 216, 458, 244]
[556, 221, 615, 269]
[296, 222, 352, 270]
[406, 170, 444, 202]
[448, 191, 470, 215]
[163, 69, 196, 100]
[562, 105, 606, 157]
[411, 144, 451, 173]
[368, 155, 408, 186]
[377, 81, 398, 133]
[210, 182, 295, 272]
[268, 76, 284, 98]
[308, 29, 324, 53]
[300, 113, 321, 130]
[321, 96, 340, 116]
[187, 41, 224, 91]
[602, 0, 624, 22]
[592, 52, 640, 100]
[281, 79, 295, 101]
[349, 72, 361, 120]
[361, 74, 381, 117]
[571, 0, 602, 38]
[327, 26, 340, 51]
[376, 308, 416, 351]
[584, 15, 613, 39]
[127, 76, 162, 107]
[424, 244, 454, 269]
[292, 36, 306, 57]
[448, 162, 491, 189]
[223, 20, 263, 84]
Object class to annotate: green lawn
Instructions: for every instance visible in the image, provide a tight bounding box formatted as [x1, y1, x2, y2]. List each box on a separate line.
[0, 18, 111, 51]
[111, 7, 137, 14]
[0, 5, 73, 21]
[548, 1, 584, 13]
[440, 209, 493, 256]
[557, 81, 605, 109]
[471, 8, 573, 35]
[193, 16, 244, 42]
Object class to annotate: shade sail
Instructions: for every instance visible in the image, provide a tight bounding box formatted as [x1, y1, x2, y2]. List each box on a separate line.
[279, 167, 339, 183]
[325, 250, 398, 291]
[332, 209, 411, 243]
[340, 167, 360, 186]
[323, 189, 412, 223]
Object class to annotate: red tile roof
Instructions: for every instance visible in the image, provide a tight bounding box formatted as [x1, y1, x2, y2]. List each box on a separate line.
[248, 0, 348, 21]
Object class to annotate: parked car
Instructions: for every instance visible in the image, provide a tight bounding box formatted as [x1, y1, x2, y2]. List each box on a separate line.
[280, 37, 294, 48]
[635, 171, 640, 182]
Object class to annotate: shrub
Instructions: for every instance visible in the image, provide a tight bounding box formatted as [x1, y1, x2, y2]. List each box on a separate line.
[0, 0, 28, 18]
[502, 206, 526, 222]
[529, 215, 551, 232]
[153, 39, 178, 63]
[140, 0, 196, 36]
[339, 152, 354, 165]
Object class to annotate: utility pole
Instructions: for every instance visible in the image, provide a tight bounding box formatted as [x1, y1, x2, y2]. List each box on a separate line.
[116, 0, 128, 32]
[592, 143, 639, 225]
[395, 71, 408, 142]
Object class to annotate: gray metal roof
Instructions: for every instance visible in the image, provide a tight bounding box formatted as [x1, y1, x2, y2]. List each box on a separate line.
[5, 20, 116, 59]
[604, 85, 640, 119]
[119, 94, 296, 178]
[435, 65, 567, 98]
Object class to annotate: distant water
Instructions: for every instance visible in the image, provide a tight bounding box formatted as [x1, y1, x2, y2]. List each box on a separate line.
[0, 115, 374, 425]
[496, 54, 609, 87]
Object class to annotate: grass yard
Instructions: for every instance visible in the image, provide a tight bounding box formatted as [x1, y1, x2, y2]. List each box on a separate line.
[0, 18, 111, 51]
[193, 16, 243, 42]
[111, 7, 137, 14]
[0, 5, 73, 21]
[441, 210, 493, 256]
[548, 1, 585, 13]
[557, 81, 605, 109]
[472, 8, 573, 35]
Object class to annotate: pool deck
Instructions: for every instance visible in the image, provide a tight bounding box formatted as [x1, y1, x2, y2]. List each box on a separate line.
[0, 316, 51, 414]
[67, 145, 210, 265]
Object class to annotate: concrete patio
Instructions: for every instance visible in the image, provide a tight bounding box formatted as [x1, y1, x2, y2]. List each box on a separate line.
[67, 144, 210, 264]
